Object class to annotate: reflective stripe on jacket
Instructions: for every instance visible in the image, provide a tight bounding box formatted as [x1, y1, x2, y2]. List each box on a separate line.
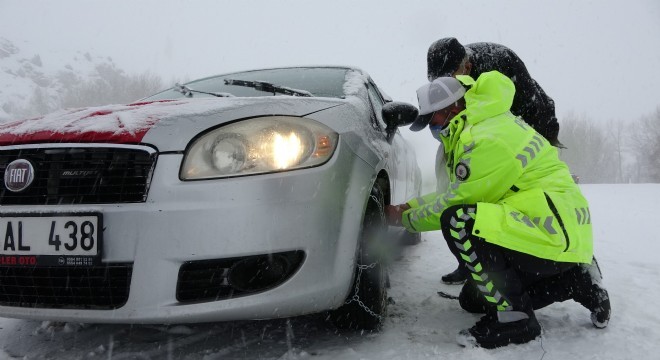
[402, 71, 592, 264]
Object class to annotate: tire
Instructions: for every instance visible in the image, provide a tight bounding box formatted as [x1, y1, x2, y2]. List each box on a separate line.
[330, 180, 388, 331]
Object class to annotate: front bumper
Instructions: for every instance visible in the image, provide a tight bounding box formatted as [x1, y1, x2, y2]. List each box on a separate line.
[0, 141, 375, 323]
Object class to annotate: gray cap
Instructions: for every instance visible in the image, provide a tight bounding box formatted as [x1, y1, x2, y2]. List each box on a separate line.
[409, 77, 465, 131]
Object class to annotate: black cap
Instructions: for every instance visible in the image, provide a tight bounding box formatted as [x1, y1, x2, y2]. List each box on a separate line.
[427, 37, 466, 81]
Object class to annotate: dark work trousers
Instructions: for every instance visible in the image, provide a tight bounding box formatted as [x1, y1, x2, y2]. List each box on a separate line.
[440, 204, 576, 315]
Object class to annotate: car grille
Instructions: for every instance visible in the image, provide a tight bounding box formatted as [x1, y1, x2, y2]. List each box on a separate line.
[0, 146, 157, 205]
[177, 251, 305, 303]
[0, 264, 133, 309]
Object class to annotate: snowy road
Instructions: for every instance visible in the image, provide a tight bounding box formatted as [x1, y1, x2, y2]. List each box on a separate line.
[1, 184, 658, 359]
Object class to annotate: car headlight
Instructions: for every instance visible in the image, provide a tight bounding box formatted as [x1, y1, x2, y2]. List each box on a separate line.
[181, 116, 338, 179]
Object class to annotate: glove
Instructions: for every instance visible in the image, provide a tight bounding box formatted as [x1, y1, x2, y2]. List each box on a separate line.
[385, 204, 411, 227]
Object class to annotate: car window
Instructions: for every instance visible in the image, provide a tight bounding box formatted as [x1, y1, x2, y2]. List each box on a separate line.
[367, 82, 387, 131]
[144, 67, 350, 100]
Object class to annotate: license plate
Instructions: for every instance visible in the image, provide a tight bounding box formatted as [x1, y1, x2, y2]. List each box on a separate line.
[0, 213, 102, 267]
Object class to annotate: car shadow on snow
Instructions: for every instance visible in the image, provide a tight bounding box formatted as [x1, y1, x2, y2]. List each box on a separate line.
[1, 313, 386, 359]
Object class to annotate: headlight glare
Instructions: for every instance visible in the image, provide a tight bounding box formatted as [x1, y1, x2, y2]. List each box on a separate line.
[181, 116, 338, 179]
[272, 131, 303, 169]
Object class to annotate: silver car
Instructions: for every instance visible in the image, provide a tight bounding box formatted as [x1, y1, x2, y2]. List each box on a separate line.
[0, 66, 421, 330]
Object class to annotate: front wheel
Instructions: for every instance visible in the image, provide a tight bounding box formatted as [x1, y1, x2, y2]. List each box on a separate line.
[329, 181, 388, 331]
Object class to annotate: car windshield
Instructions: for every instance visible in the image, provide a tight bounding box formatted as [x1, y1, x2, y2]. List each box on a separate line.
[143, 67, 351, 100]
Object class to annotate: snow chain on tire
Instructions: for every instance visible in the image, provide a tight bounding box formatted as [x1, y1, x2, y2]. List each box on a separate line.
[330, 185, 388, 330]
[342, 193, 386, 321]
[344, 262, 381, 320]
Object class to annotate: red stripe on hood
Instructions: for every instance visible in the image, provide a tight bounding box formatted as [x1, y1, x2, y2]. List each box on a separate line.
[0, 116, 159, 146]
[0, 102, 174, 146]
[0, 121, 158, 145]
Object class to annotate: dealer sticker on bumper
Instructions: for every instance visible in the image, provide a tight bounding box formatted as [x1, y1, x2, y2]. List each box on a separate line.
[0, 213, 102, 266]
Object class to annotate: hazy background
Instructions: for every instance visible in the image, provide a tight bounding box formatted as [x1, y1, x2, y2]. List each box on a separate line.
[1, 0, 659, 183]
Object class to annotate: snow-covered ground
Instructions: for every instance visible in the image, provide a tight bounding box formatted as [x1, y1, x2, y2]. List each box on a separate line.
[0, 183, 656, 359]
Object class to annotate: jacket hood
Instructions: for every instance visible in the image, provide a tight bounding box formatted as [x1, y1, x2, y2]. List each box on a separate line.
[437, 71, 515, 156]
[458, 71, 515, 125]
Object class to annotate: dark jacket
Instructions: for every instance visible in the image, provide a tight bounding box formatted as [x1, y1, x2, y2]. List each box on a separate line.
[465, 42, 560, 145]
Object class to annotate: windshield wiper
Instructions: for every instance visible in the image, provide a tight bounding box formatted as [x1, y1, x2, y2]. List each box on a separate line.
[174, 83, 234, 98]
[223, 79, 312, 97]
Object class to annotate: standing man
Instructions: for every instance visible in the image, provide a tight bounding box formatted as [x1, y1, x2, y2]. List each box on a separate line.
[427, 37, 563, 284]
[386, 72, 610, 348]
[427, 37, 560, 146]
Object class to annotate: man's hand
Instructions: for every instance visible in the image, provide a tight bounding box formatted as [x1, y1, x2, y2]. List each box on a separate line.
[385, 204, 411, 226]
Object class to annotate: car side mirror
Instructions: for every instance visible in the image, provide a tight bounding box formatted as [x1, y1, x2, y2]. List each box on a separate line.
[382, 102, 418, 142]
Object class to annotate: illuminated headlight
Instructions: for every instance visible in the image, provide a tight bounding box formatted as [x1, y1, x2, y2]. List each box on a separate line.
[181, 116, 338, 179]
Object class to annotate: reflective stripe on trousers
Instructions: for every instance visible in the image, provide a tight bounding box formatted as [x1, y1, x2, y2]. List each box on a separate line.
[441, 205, 513, 312]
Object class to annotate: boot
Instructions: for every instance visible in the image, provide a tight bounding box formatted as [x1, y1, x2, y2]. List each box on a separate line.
[572, 259, 611, 328]
[523, 258, 611, 328]
[456, 310, 541, 349]
[441, 265, 468, 285]
[587, 289, 611, 329]
[457, 266, 541, 348]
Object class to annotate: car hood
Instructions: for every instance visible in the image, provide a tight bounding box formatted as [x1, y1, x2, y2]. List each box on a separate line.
[0, 97, 345, 151]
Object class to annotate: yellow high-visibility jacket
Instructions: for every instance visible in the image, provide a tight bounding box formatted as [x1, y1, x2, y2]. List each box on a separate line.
[402, 71, 592, 264]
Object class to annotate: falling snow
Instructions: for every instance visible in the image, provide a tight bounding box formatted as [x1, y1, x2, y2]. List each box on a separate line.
[0, 184, 657, 359]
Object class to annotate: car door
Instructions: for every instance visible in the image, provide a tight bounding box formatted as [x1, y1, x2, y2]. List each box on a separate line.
[365, 80, 417, 204]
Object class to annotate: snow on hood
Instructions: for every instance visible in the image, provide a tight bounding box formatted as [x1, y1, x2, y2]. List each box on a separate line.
[0, 97, 344, 147]
[0, 99, 218, 145]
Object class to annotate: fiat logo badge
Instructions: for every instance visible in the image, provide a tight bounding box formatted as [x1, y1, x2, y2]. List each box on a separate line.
[4, 159, 35, 192]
